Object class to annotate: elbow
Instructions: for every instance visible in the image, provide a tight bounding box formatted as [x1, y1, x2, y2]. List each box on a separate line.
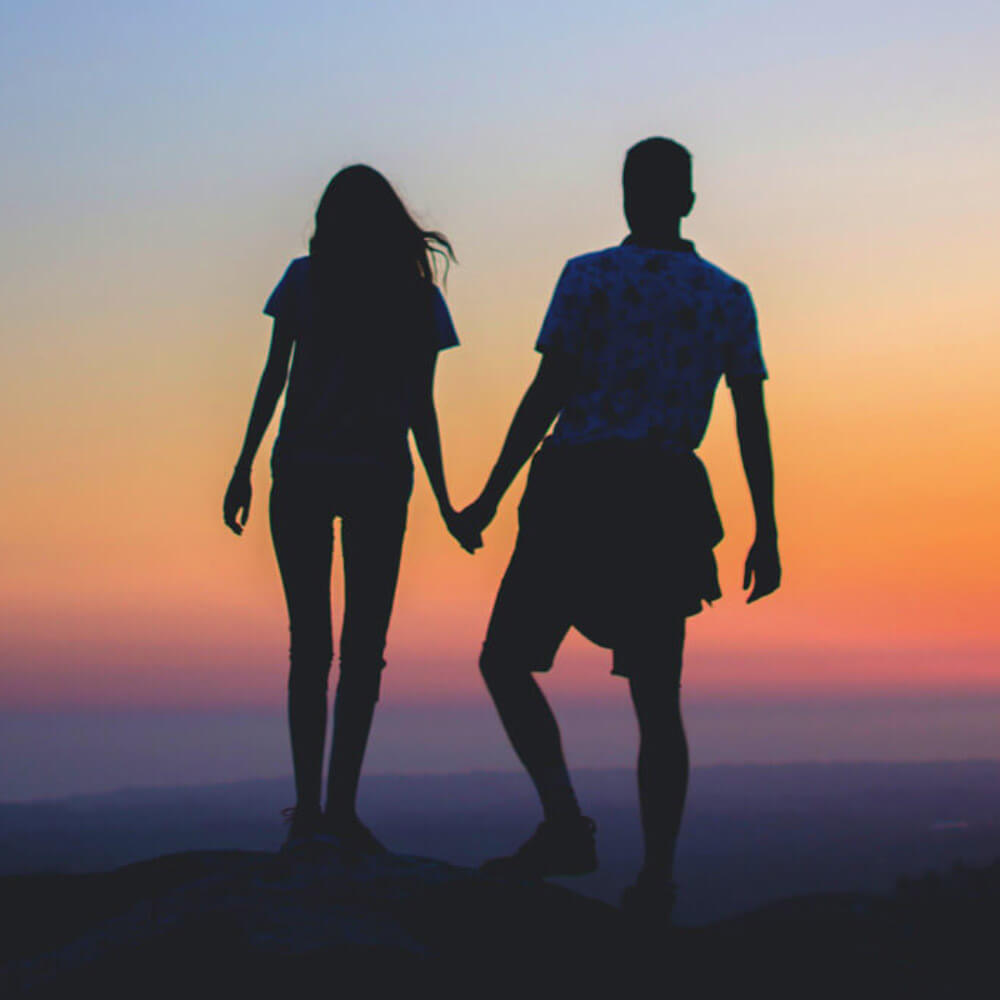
[409, 402, 435, 438]
[260, 366, 287, 396]
[412, 392, 436, 423]
[735, 404, 769, 440]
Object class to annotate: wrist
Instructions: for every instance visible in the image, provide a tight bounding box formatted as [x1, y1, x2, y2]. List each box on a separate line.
[755, 521, 778, 543]
[480, 483, 502, 510]
[234, 458, 252, 477]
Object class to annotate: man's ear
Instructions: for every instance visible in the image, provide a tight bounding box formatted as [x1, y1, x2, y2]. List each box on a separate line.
[681, 191, 696, 218]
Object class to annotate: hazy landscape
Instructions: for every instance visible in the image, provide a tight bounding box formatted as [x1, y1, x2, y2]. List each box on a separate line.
[4, 759, 999, 925]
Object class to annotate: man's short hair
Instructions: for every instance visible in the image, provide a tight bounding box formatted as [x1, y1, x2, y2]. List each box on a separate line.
[623, 138, 692, 201]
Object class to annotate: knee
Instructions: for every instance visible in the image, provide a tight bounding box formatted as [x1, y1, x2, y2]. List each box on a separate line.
[336, 662, 383, 704]
[479, 644, 526, 695]
[478, 644, 504, 689]
[339, 631, 386, 671]
[288, 628, 333, 669]
[288, 666, 330, 701]
[287, 647, 333, 698]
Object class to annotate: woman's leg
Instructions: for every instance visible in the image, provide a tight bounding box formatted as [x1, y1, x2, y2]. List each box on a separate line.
[623, 617, 688, 880]
[325, 492, 409, 822]
[270, 478, 335, 819]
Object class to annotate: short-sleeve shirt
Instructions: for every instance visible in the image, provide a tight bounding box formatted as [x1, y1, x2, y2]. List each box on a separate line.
[264, 256, 458, 470]
[536, 241, 766, 452]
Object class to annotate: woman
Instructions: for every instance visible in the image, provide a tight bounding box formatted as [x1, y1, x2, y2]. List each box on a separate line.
[223, 165, 477, 853]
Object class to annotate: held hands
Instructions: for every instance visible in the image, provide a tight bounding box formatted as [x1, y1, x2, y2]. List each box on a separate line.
[743, 531, 781, 603]
[444, 493, 499, 554]
[443, 503, 483, 554]
[223, 468, 252, 535]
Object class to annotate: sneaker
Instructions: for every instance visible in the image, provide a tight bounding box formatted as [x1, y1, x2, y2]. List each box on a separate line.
[279, 806, 323, 853]
[317, 813, 389, 858]
[480, 815, 598, 879]
[620, 871, 677, 926]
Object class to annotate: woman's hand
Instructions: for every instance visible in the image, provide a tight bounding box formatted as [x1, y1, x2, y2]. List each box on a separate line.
[443, 504, 483, 554]
[455, 494, 499, 540]
[224, 468, 252, 535]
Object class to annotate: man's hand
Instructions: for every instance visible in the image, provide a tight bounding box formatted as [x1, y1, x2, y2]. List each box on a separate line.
[443, 505, 483, 554]
[455, 494, 499, 542]
[743, 533, 781, 603]
[224, 469, 252, 535]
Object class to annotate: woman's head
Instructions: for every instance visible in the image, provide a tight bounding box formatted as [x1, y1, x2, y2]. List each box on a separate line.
[309, 165, 454, 285]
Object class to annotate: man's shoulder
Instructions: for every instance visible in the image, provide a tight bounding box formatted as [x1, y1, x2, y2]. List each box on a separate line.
[557, 246, 616, 275]
[687, 253, 751, 296]
[560, 246, 752, 303]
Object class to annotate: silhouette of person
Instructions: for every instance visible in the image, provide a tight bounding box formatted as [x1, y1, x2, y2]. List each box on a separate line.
[457, 138, 780, 921]
[224, 165, 478, 853]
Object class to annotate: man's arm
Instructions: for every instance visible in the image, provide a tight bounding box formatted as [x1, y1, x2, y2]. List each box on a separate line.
[730, 376, 781, 602]
[460, 351, 577, 532]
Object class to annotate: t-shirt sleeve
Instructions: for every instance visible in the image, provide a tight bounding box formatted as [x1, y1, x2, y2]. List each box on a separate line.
[263, 260, 300, 321]
[535, 261, 585, 358]
[723, 283, 768, 386]
[430, 286, 460, 351]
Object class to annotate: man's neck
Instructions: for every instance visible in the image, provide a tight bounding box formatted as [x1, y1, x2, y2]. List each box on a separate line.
[624, 226, 691, 251]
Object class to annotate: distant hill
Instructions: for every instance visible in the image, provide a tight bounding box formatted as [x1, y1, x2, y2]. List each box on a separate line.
[2, 846, 998, 998]
[3, 761, 1000, 925]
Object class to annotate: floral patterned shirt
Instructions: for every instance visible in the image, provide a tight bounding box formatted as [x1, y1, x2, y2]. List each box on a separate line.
[536, 240, 767, 452]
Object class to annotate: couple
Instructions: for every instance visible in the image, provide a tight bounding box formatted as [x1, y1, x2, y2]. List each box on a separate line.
[223, 137, 780, 921]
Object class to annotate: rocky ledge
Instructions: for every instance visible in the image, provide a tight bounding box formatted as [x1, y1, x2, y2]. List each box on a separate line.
[3, 848, 999, 998]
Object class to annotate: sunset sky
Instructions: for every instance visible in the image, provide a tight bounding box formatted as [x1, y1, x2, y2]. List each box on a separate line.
[2, 2, 999, 790]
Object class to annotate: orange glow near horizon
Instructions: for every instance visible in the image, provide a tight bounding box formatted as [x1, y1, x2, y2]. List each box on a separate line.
[3, 264, 998, 709]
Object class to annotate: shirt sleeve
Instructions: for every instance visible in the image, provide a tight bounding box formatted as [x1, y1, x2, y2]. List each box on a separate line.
[430, 285, 459, 351]
[723, 283, 768, 386]
[263, 260, 301, 321]
[535, 261, 585, 358]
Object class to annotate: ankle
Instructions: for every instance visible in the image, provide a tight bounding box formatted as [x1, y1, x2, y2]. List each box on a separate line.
[543, 803, 584, 824]
[638, 863, 675, 886]
[323, 806, 358, 827]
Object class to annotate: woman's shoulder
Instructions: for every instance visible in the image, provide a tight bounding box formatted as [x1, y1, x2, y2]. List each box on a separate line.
[275, 255, 311, 290]
[264, 257, 311, 319]
[285, 256, 311, 281]
[428, 282, 459, 351]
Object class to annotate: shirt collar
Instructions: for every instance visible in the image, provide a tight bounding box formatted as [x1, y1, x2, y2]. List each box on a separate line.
[621, 233, 696, 253]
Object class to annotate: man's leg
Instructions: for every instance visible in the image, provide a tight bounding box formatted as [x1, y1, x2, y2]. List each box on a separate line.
[477, 544, 596, 876]
[620, 617, 688, 881]
[479, 654, 580, 823]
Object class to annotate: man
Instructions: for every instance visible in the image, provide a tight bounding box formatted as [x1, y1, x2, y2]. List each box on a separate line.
[459, 137, 780, 920]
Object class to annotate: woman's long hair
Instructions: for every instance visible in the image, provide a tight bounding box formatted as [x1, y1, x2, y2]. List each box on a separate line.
[308, 166, 454, 354]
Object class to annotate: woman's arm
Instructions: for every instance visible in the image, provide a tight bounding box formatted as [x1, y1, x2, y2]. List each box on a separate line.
[730, 376, 781, 602]
[410, 353, 480, 553]
[223, 320, 294, 535]
[410, 353, 451, 511]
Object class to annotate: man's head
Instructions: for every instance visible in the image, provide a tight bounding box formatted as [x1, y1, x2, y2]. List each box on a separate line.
[622, 137, 694, 233]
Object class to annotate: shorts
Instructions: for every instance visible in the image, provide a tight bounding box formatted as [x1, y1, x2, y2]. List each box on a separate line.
[481, 440, 722, 678]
